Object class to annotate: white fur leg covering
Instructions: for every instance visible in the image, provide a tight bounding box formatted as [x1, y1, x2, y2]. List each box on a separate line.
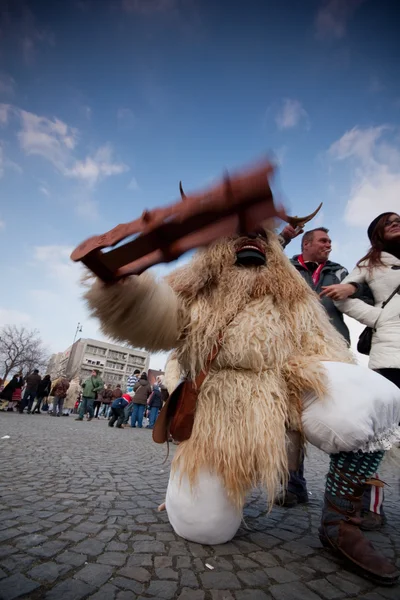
[85, 272, 180, 351]
[165, 469, 242, 545]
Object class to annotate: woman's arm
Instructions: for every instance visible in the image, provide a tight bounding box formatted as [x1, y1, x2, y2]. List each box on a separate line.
[334, 267, 382, 328]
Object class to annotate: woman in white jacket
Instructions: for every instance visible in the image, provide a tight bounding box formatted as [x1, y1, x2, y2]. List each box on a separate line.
[323, 212, 400, 384]
[322, 211, 400, 530]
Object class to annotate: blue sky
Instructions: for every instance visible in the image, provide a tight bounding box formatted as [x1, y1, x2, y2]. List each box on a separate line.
[1, 0, 399, 370]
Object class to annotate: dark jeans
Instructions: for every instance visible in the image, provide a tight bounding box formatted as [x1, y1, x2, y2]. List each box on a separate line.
[375, 368, 400, 389]
[34, 396, 45, 413]
[123, 402, 134, 425]
[93, 400, 101, 418]
[52, 396, 64, 416]
[131, 403, 145, 428]
[19, 390, 37, 413]
[287, 450, 308, 498]
[78, 397, 94, 419]
[148, 406, 159, 428]
[108, 407, 124, 427]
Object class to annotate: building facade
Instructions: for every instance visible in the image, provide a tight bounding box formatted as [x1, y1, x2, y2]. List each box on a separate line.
[47, 338, 149, 389]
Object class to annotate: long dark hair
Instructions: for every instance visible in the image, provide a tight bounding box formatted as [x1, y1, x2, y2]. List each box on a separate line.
[357, 213, 396, 271]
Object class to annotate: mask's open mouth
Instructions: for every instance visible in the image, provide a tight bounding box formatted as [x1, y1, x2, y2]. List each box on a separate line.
[235, 240, 266, 267]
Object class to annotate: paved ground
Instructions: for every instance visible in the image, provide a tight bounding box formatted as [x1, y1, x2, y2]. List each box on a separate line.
[0, 413, 399, 600]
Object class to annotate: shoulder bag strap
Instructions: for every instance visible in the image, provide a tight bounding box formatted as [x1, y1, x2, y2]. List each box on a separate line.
[373, 283, 400, 331]
[382, 283, 400, 308]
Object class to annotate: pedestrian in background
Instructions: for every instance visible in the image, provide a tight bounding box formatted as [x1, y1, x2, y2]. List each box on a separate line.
[127, 369, 140, 393]
[108, 394, 130, 429]
[99, 385, 113, 417]
[147, 382, 162, 429]
[33, 374, 51, 414]
[63, 377, 81, 416]
[50, 375, 70, 417]
[131, 372, 152, 428]
[75, 369, 104, 422]
[20, 369, 41, 414]
[0, 373, 23, 412]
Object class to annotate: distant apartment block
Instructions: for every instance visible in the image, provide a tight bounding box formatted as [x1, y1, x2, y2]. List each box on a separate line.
[47, 338, 150, 388]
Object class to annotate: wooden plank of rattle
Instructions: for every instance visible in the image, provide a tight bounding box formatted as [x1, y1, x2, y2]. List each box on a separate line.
[71, 161, 279, 282]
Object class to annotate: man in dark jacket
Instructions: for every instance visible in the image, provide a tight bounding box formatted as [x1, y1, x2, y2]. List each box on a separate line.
[131, 372, 152, 428]
[284, 227, 351, 341]
[147, 384, 162, 429]
[109, 394, 130, 429]
[20, 369, 41, 414]
[33, 375, 51, 414]
[278, 226, 374, 508]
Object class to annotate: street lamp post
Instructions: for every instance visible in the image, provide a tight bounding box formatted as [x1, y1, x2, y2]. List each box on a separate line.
[65, 322, 83, 377]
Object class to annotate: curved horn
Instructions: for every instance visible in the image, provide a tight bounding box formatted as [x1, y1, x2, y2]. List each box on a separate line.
[179, 181, 187, 201]
[283, 202, 323, 229]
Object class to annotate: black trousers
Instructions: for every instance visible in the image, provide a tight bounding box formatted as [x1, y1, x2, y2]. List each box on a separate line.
[33, 396, 45, 412]
[375, 368, 400, 389]
[108, 407, 124, 428]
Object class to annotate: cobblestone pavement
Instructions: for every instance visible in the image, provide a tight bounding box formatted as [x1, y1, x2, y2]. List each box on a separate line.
[0, 413, 399, 600]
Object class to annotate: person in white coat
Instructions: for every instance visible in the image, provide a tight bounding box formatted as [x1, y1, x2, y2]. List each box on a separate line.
[321, 211, 400, 530]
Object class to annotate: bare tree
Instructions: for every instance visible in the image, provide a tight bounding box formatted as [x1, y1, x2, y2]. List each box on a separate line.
[0, 325, 49, 381]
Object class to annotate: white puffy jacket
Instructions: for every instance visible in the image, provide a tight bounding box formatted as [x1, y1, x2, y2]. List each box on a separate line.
[336, 252, 400, 370]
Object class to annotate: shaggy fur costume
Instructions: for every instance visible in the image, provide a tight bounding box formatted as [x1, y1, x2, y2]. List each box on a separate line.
[85, 229, 353, 509]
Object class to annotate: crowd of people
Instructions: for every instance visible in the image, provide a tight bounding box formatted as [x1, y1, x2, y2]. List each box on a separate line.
[0, 366, 168, 431]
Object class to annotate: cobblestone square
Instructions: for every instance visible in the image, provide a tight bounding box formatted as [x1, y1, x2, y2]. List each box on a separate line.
[0, 413, 399, 599]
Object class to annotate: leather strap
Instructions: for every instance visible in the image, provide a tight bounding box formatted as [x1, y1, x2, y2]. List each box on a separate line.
[194, 333, 223, 390]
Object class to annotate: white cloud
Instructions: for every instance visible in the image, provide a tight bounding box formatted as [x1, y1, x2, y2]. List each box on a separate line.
[17, 108, 78, 170]
[0, 74, 16, 96]
[0, 308, 31, 327]
[276, 99, 308, 130]
[74, 197, 99, 219]
[65, 144, 128, 187]
[21, 30, 55, 65]
[329, 125, 387, 162]
[26, 244, 107, 353]
[0, 103, 10, 125]
[127, 176, 139, 191]
[83, 106, 92, 120]
[2, 105, 128, 189]
[39, 185, 50, 197]
[369, 76, 384, 94]
[0, 139, 22, 177]
[315, 0, 365, 40]
[328, 125, 400, 227]
[117, 108, 135, 126]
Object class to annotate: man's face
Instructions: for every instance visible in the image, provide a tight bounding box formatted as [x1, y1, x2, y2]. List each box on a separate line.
[91, 370, 97, 377]
[303, 230, 332, 263]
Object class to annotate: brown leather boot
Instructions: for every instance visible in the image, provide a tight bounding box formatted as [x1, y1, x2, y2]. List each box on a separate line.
[360, 510, 385, 531]
[319, 492, 398, 586]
